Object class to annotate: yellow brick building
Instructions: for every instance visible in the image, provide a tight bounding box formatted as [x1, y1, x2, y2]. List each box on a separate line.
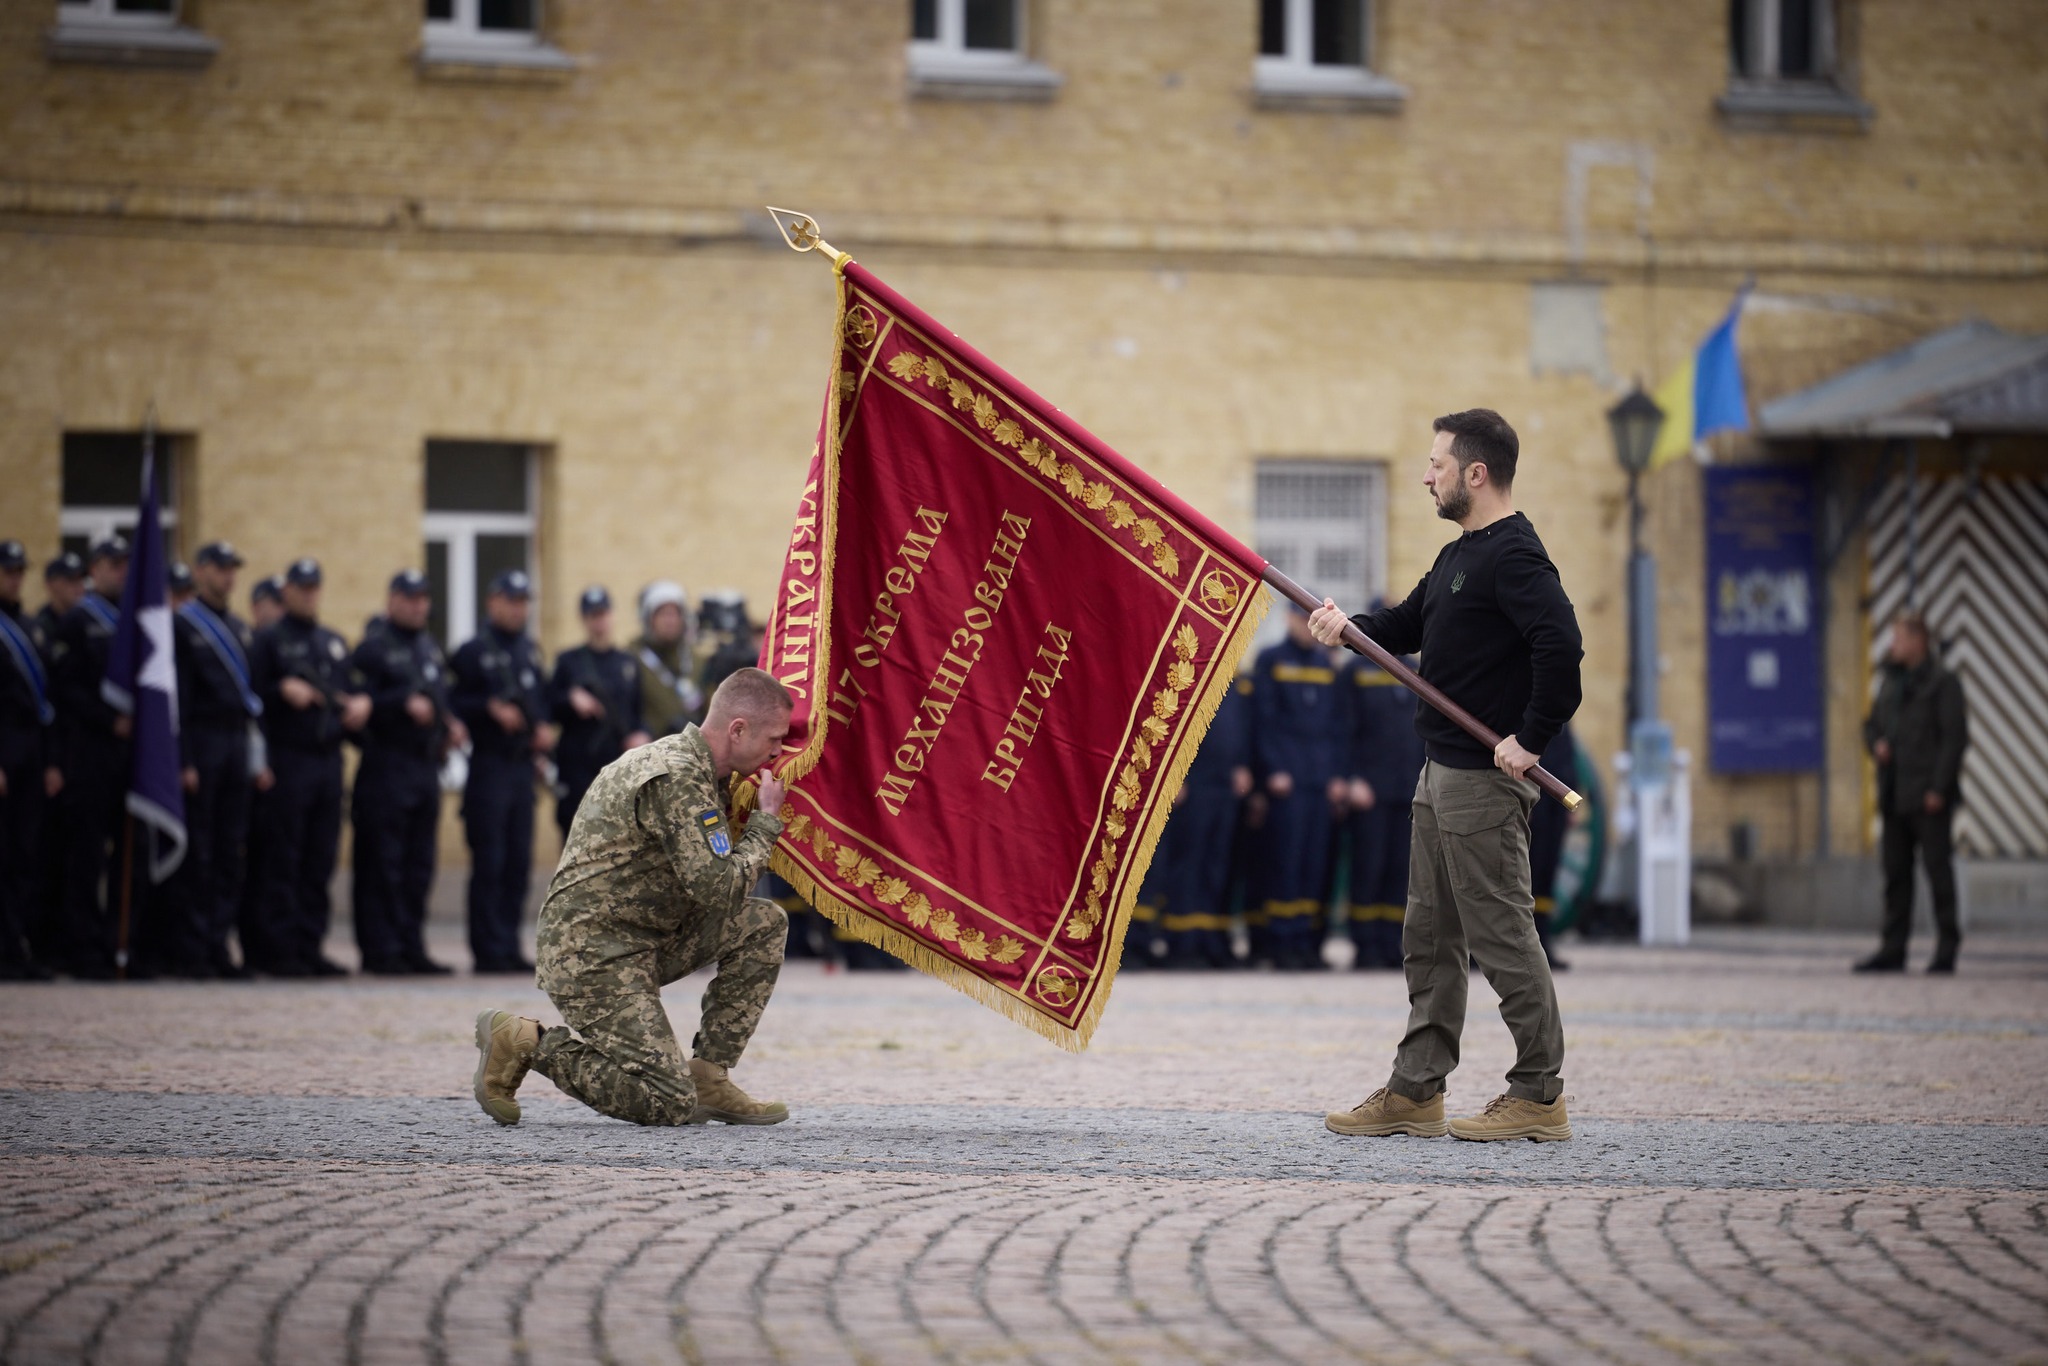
[3, 0, 2045, 892]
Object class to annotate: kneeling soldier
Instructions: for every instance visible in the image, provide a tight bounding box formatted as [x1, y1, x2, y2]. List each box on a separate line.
[472, 668, 793, 1127]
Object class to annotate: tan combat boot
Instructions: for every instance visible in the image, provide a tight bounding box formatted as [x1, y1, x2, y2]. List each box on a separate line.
[473, 1010, 540, 1126]
[687, 1058, 789, 1126]
[1325, 1086, 1449, 1137]
[1449, 1092, 1572, 1142]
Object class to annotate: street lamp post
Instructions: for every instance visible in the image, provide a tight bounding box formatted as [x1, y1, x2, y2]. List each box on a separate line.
[1606, 385, 1664, 729]
[1605, 383, 1692, 946]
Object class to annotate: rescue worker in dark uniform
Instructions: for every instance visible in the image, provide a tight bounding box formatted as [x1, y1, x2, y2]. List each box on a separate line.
[236, 574, 284, 968]
[171, 541, 262, 978]
[249, 558, 368, 976]
[1250, 604, 1349, 970]
[548, 585, 648, 838]
[350, 569, 463, 975]
[29, 552, 86, 967]
[47, 537, 131, 978]
[1345, 643, 1427, 971]
[0, 540, 58, 979]
[1524, 726, 1578, 971]
[1157, 672, 1253, 968]
[451, 568, 554, 974]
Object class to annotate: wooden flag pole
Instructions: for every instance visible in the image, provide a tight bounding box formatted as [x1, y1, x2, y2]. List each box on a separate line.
[1260, 567, 1584, 810]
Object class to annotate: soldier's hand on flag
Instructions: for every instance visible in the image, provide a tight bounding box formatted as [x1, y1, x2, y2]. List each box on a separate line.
[755, 768, 786, 818]
[1308, 598, 1349, 647]
[1494, 734, 1538, 779]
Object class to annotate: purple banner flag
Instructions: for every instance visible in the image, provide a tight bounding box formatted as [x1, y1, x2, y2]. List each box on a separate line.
[103, 433, 187, 883]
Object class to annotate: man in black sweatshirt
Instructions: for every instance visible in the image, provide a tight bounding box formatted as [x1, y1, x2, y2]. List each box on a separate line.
[1310, 408, 1583, 1143]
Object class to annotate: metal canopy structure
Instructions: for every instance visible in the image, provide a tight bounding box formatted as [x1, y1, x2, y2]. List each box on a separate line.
[1759, 320, 2048, 439]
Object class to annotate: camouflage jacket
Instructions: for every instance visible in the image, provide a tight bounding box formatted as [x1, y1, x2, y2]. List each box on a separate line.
[536, 724, 781, 993]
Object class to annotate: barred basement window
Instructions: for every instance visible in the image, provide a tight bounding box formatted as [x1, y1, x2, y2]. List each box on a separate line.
[1253, 459, 1387, 651]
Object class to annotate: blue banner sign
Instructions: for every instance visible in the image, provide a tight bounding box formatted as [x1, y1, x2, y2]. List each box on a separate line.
[1704, 465, 1822, 772]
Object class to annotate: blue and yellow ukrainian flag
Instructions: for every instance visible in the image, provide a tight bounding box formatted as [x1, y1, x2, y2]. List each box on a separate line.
[1648, 290, 1752, 468]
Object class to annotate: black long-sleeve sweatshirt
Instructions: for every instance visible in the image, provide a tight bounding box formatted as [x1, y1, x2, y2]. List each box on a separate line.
[1348, 511, 1584, 769]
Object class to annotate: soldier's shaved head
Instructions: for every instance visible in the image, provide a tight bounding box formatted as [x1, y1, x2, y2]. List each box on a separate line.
[706, 667, 792, 726]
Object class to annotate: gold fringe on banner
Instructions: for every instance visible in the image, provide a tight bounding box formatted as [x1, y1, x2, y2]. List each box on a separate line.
[770, 583, 1270, 1052]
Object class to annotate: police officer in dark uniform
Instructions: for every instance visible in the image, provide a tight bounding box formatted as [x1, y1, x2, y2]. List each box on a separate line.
[0, 540, 58, 979]
[548, 585, 648, 838]
[29, 551, 86, 964]
[350, 569, 464, 975]
[171, 541, 263, 978]
[1250, 605, 1350, 970]
[47, 537, 131, 977]
[1344, 645, 1428, 971]
[1157, 672, 1254, 968]
[236, 574, 285, 967]
[249, 558, 368, 976]
[451, 568, 554, 974]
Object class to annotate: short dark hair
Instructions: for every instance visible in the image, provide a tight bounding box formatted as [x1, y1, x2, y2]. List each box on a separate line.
[707, 666, 793, 722]
[1432, 409, 1519, 489]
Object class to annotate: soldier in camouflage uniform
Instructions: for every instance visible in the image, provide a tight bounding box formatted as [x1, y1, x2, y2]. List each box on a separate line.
[472, 667, 793, 1128]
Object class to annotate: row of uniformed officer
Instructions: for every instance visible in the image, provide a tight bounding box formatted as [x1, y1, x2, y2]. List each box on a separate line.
[1126, 603, 1430, 973]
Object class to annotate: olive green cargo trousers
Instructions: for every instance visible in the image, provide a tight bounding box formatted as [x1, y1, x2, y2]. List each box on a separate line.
[1387, 760, 1565, 1105]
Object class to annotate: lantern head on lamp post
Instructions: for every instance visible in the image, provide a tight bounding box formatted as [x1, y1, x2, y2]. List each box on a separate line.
[1608, 383, 1665, 730]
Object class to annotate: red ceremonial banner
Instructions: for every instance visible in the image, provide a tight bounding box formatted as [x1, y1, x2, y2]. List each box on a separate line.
[758, 260, 1269, 1048]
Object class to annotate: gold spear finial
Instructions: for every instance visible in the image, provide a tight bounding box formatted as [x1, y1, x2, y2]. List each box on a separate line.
[766, 206, 849, 269]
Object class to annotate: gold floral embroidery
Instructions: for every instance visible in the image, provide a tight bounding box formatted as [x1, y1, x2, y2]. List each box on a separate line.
[1065, 614, 1212, 943]
[783, 814, 1026, 969]
[886, 345, 1182, 578]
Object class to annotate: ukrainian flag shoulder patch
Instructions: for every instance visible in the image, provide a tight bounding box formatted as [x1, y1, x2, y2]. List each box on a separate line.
[698, 807, 732, 858]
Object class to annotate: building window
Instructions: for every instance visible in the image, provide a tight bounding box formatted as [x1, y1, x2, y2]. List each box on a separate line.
[1719, 0, 1870, 126]
[1253, 0, 1403, 109]
[908, 0, 1062, 101]
[1252, 459, 1386, 652]
[61, 431, 182, 562]
[422, 440, 538, 651]
[48, 0, 218, 66]
[420, 0, 574, 73]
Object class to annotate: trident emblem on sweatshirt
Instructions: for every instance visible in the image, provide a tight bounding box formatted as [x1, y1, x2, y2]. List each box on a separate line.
[1450, 571, 1467, 594]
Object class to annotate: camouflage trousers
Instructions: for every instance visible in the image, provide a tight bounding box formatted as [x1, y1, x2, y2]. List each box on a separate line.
[529, 896, 787, 1126]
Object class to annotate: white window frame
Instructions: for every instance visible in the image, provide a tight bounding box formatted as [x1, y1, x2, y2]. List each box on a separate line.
[60, 435, 181, 558]
[909, 0, 1061, 99]
[1253, 0, 1404, 108]
[49, 0, 218, 65]
[58, 0, 179, 28]
[420, 0, 574, 72]
[423, 453, 539, 650]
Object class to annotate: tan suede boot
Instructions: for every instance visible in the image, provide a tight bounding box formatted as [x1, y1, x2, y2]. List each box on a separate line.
[687, 1058, 789, 1126]
[1325, 1086, 1448, 1137]
[473, 1010, 539, 1126]
[1449, 1092, 1572, 1142]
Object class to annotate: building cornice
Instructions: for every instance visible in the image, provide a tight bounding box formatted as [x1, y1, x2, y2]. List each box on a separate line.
[1, 179, 2041, 282]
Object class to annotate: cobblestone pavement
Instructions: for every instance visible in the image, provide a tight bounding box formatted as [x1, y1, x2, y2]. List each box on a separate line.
[4, 930, 2047, 1364]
